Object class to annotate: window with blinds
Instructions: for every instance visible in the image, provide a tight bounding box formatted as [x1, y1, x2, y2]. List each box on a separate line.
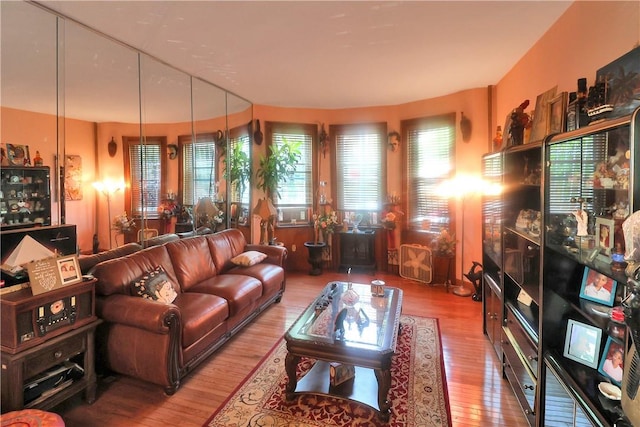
[547, 134, 604, 215]
[124, 136, 166, 217]
[332, 123, 386, 211]
[268, 122, 314, 210]
[229, 134, 251, 206]
[180, 134, 217, 206]
[403, 114, 455, 232]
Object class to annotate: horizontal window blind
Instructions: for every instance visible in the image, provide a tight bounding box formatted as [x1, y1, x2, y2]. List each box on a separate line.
[335, 124, 385, 211]
[182, 140, 216, 206]
[129, 143, 162, 215]
[406, 116, 454, 232]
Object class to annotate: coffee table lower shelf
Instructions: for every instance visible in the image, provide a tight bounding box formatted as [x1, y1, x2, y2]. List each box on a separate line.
[286, 359, 391, 421]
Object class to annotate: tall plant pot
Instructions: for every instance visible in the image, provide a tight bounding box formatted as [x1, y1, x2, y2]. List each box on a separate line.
[304, 241, 327, 276]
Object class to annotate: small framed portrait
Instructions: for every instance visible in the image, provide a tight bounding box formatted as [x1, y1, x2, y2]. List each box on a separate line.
[563, 319, 602, 369]
[57, 255, 81, 284]
[595, 217, 615, 256]
[598, 337, 624, 386]
[547, 91, 568, 135]
[579, 267, 617, 306]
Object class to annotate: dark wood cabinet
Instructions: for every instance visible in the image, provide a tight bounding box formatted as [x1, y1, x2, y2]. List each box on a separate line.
[337, 230, 377, 273]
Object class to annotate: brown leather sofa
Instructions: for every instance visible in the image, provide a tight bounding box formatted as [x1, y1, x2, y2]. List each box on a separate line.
[90, 228, 287, 394]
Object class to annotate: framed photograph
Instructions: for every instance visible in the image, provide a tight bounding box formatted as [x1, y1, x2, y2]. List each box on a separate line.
[548, 91, 568, 135]
[595, 217, 615, 256]
[26, 255, 82, 296]
[579, 267, 617, 306]
[5, 143, 30, 166]
[563, 318, 602, 369]
[598, 336, 624, 386]
[529, 86, 558, 143]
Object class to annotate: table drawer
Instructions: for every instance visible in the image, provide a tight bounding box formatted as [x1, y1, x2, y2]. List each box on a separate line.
[503, 339, 536, 422]
[23, 334, 85, 379]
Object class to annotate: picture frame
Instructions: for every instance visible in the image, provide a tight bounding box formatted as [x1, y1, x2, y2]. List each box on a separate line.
[595, 217, 615, 256]
[26, 255, 82, 296]
[563, 318, 602, 369]
[547, 91, 568, 135]
[579, 267, 617, 307]
[529, 86, 558, 143]
[598, 336, 624, 386]
[5, 143, 31, 166]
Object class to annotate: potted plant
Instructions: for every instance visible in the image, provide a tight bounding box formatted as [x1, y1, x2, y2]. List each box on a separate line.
[224, 142, 251, 203]
[255, 137, 302, 200]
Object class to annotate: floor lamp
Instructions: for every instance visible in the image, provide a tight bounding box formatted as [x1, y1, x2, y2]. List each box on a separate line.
[437, 175, 499, 297]
[93, 179, 123, 249]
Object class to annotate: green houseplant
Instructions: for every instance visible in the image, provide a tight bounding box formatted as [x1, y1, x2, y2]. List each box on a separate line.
[255, 137, 302, 200]
[224, 142, 251, 203]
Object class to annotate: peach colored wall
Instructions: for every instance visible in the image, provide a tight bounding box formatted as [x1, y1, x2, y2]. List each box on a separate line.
[496, 1, 639, 130]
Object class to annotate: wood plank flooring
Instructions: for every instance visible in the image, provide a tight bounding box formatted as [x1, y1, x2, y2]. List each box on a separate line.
[52, 270, 529, 426]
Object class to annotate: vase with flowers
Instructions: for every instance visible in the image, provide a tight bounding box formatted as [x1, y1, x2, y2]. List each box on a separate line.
[432, 228, 457, 257]
[314, 205, 340, 244]
[113, 212, 135, 234]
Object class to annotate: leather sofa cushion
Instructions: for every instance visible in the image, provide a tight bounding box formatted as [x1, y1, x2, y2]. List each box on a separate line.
[165, 237, 217, 291]
[142, 233, 179, 248]
[226, 263, 285, 299]
[93, 245, 178, 296]
[188, 274, 261, 317]
[173, 292, 228, 349]
[205, 229, 247, 273]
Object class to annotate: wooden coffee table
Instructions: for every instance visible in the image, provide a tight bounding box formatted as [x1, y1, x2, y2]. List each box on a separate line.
[284, 281, 403, 421]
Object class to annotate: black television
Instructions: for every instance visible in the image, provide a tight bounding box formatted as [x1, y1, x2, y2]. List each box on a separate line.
[1, 224, 77, 288]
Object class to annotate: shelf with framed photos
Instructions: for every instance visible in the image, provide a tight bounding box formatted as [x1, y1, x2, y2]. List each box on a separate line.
[540, 106, 639, 427]
[0, 166, 51, 231]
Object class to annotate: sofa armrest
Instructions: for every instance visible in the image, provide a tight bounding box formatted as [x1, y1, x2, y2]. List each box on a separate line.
[245, 244, 288, 266]
[97, 294, 180, 334]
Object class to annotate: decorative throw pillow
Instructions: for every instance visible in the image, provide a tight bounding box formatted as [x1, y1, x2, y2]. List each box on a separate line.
[230, 250, 267, 267]
[131, 265, 178, 304]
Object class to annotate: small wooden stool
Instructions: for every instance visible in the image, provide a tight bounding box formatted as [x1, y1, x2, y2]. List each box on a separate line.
[1, 409, 65, 427]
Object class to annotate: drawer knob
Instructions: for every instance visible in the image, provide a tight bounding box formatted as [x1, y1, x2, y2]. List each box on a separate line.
[524, 384, 534, 391]
[54, 350, 62, 359]
[528, 355, 538, 361]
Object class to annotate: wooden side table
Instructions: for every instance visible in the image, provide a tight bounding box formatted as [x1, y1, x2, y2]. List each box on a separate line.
[1, 319, 102, 413]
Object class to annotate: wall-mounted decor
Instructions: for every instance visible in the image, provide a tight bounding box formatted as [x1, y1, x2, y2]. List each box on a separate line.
[107, 137, 117, 157]
[597, 45, 640, 119]
[5, 143, 30, 166]
[64, 155, 83, 201]
[167, 144, 178, 160]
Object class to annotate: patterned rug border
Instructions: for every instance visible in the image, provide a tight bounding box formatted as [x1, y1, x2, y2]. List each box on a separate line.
[203, 314, 451, 427]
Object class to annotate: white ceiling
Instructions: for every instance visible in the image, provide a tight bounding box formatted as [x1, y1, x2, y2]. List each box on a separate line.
[33, 0, 573, 111]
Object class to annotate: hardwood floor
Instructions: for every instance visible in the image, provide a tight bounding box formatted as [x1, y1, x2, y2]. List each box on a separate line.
[52, 270, 529, 426]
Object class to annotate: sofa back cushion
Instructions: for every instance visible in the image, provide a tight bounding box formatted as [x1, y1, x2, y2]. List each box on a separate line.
[205, 229, 247, 273]
[92, 245, 178, 296]
[78, 242, 142, 275]
[165, 236, 218, 291]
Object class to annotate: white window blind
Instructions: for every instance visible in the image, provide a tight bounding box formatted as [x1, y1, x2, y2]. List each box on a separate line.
[182, 138, 216, 206]
[129, 142, 162, 216]
[271, 128, 312, 208]
[334, 123, 385, 211]
[405, 115, 454, 232]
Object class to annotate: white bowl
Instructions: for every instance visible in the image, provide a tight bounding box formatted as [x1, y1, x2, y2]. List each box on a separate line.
[598, 382, 621, 400]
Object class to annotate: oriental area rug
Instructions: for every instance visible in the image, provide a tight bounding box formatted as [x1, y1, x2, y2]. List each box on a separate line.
[204, 315, 451, 427]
